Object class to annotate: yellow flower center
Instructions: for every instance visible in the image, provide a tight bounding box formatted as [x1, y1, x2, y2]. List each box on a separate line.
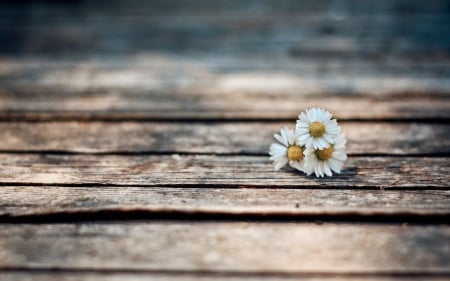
[315, 146, 334, 161]
[287, 146, 304, 161]
[309, 121, 326, 138]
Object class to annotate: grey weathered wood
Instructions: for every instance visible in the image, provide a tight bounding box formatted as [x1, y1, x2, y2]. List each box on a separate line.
[0, 154, 447, 188]
[0, 122, 448, 155]
[1, 1, 449, 121]
[1, 87, 449, 121]
[2, 272, 449, 281]
[1, 23, 448, 121]
[1, 1, 448, 279]
[1, 223, 449, 273]
[1, 187, 449, 218]
[1, 54, 449, 121]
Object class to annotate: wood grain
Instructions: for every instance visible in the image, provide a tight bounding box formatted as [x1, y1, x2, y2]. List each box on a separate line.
[0, 154, 447, 188]
[1, 86, 449, 121]
[1, 187, 449, 218]
[1, 1, 448, 121]
[0, 122, 448, 155]
[1, 1, 449, 279]
[2, 272, 449, 281]
[1, 223, 449, 273]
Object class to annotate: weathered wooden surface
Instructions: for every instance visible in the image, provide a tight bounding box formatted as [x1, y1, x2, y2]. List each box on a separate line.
[0, 122, 448, 155]
[1, 0, 449, 279]
[1, 187, 449, 218]
[1, 0, 449, 58]
[1, 223, 449, 273]
[1, 0, 449, 121]
[3, 272, 450, 281]
[1, 88, 449, 121]
[0, 154, 447, 188]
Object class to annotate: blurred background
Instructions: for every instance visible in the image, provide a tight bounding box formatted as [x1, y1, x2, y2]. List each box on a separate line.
[0, 0, 449, 118]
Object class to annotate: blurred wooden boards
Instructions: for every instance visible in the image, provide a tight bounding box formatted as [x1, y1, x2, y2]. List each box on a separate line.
[1, 0, 449, 121]
[1, 0, 449, 56]
[0, 89, 449, 120]
[1, 57, 449, 121]
[1, 223, 449, 273]
[3, 273, 450, 281]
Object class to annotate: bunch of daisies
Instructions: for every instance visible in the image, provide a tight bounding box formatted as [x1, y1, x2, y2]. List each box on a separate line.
[269, 108, 347, 178]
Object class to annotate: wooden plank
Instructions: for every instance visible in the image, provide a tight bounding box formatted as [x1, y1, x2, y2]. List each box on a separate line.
[0, 154, 447, 188]
[0, 122, 448, 155]
[1, 18, 448, 122]
[2, 271, 449, 281]
[1, 187, 449, 218]
[0, 223, 449, 273]
[1, 86, 448, 120]
[1, 0, 449, 57]
[1, 52, 449, 120]
[3, 0, 449, 16]
[1, 42, 449, 122]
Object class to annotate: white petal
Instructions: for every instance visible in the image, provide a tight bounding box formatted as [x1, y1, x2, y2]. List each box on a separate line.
[313, 108, 320, 121]
[270, 143, 287, 156]
[296, 136, 307, 146]
[296, 127, 309, 134]
[298, 133, 309, 141]
[270, 153, 286, 161]
[297, 134, 309, 146]
[323, 162, 333, 177]
[303, 153, 316, 175]
[274, 133, 288, 147]
[317, 138, 329, 149]
[314, 166, 322, 178]
[296, 118, 309, 128]
[304, 161, 314, 175]
[299, 112, 310, 123]
[333, 151, 347, 161]
[306, 138, 313, 149]
[325, 120, 340, 134]
[287, 129, 296, 145]
[320, 161, 327, 177]
[312, 138, 324, 149]
[306, 108, 316, 121]
[280, 127, 290, 145]
[289, 160, 304, 172]
[321, 110, 332, 122]
[328, 158, 343, 173]
[274, 157, 288, 171]
[334, 133, 347, 148]
[316, 161, 324, 177]
[323, 133, 335, 144]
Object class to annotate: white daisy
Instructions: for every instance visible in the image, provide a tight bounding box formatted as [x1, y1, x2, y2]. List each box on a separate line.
[296, 108, 340, 149]
[304, 133, 347, 178]
[269, 127, 305, 172]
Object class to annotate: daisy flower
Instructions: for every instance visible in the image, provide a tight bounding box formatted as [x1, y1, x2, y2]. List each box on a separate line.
[269, 127, 305, 172]
[296, 108, 340, 149]
[304, 133, 347, 178]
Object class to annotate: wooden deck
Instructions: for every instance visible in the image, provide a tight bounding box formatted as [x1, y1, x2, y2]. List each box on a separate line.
[1, 1, 449, 280]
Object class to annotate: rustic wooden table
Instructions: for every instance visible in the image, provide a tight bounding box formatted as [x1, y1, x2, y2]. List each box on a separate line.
[1, 1, 449, 280]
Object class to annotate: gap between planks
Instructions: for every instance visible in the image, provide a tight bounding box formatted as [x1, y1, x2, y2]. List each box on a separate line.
[1, 269, 450, 281]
